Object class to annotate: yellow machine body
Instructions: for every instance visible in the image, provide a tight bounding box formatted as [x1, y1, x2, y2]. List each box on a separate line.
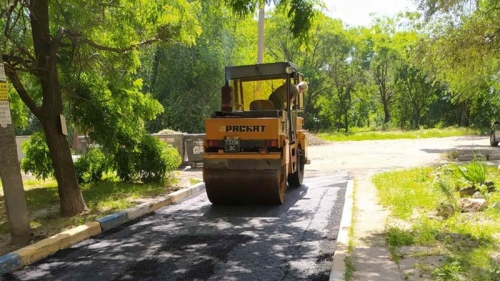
[203, 62, 308, 205]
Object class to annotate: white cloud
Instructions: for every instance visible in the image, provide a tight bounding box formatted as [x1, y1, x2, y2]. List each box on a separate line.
[322, 0, 417, 27]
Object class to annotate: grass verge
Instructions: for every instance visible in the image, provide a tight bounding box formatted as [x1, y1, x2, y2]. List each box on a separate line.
[190, 177, 202, 185]
[344, 256, 355, 281]
[0, 173, 181, 255]
[372, 163, 500, 281]
[345, 179, 358, 281]
[318, 127, 482, 142]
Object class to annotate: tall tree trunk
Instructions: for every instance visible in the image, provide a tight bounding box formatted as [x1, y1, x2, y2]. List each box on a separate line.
[42, 117, 87, 216]
[383, 99, 390, 123]
[344, 112, 349, 133]
[460, 101, 469, 127]
[344, 89, 352, 133]
[31, 0, 87, 216]
[414, 112, 420, 129]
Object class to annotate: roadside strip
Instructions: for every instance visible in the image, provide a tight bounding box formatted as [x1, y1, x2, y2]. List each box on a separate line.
[0, 182, 206, 275]
[330, 180, 354, 281]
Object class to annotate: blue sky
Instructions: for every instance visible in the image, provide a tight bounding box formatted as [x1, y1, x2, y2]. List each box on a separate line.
[322, 0, 417, 26]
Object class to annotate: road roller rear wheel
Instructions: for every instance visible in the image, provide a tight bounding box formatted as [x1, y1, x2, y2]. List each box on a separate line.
[288, 151, 305, 188]
[203, 166, 287, 205]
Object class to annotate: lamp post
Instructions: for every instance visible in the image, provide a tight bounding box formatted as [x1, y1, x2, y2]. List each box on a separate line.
[258, 5, 265, 64]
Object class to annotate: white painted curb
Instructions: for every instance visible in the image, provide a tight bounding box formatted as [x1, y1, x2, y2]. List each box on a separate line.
[125, 202, 154, 221]
[330, 179, 354, 281]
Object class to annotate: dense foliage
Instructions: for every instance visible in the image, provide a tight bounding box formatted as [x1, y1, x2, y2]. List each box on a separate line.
[2, 0, 500, 215]
[74, 148, 109, 184]
[2, 0, 313, 216]
[138, 4, 500, 134]
[20, 132, 54, 180]
[114, 134, 182, 183]
[23, 132, 182, 184]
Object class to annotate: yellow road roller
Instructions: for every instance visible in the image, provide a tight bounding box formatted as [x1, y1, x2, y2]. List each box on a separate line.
[203, 61, 308, 205]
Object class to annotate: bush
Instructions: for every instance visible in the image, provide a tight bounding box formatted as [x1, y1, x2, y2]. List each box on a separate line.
[20, 132, 54, 180]
[74, 148, 109, 184]
[135, 135, 182, 183]
[456, 159, 487, 187]
[113, 134, 182, 183]
[114, 145, 137, 182]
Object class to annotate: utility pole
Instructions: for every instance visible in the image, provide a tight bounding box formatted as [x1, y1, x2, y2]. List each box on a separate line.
[258, 5, 265, 64]
[0, 53, 31, 246]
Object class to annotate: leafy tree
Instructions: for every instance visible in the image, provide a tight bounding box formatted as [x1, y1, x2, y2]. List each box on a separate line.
[265, 11, 347, 130]
[1, 0, 318, 216]
[397, 63, 440, 128]
[224, 0, 319, 40]
[1, 0, 201, 216]
[318, 27, 366, 132]
[144, 2, 234, 133]
[364, 20, 403, 124]
[415, 0, 500, 115]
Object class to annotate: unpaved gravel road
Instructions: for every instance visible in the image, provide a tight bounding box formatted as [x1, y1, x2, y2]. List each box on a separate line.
[183, 135, 491, 181]
[306, 135, 490, 177]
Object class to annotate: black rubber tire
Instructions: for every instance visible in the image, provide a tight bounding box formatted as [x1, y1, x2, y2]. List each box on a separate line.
[491, 131, 498, 147]
[288, 152, 304, 188]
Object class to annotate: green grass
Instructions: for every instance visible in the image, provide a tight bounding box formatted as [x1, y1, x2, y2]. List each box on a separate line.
[317, 127, 482, 142]
[344, 179, 358, 281]
[190, 178, 202, 185]
[0, 173, 180, 253]
[372, 166, 440, 219]
[372, 164, 500, 280]
[344, 256, 354, 281]
[0, 177, 58, 191]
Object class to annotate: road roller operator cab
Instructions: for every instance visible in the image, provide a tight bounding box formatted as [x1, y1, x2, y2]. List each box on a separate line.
[203, 61, 308, 205]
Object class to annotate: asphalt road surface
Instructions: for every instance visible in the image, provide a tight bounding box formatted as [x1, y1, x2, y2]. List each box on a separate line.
[2, 173, 349, 281]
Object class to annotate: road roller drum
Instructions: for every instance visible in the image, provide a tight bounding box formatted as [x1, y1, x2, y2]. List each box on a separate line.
[203, 167, 287, 205]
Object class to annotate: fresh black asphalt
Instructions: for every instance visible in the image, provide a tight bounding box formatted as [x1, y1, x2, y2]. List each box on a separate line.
[2, 173, 349, 281]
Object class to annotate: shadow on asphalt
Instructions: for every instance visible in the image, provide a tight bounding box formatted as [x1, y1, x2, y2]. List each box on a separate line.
[3, 177, 348, 281]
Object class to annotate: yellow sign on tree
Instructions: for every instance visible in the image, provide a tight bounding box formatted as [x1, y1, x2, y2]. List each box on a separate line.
[0, 82, 8, 101]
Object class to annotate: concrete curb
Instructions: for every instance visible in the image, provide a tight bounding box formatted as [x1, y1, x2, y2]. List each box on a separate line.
[0, 182, 206, 274]
[97, 211, 129, 232]
[0, 253, 21, 275]
[14, 222, 102, 266]
[329, 180, 354, 281]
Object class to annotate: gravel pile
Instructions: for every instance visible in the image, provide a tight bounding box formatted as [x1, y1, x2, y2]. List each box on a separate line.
[305, 131, 331, 146]
[154, 128, 183, 134]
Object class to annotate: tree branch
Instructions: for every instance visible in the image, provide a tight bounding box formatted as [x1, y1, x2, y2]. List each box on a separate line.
[3, 62, 41, 117]
[53, 28, 162, 54]
[3, 1, 27, 44]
